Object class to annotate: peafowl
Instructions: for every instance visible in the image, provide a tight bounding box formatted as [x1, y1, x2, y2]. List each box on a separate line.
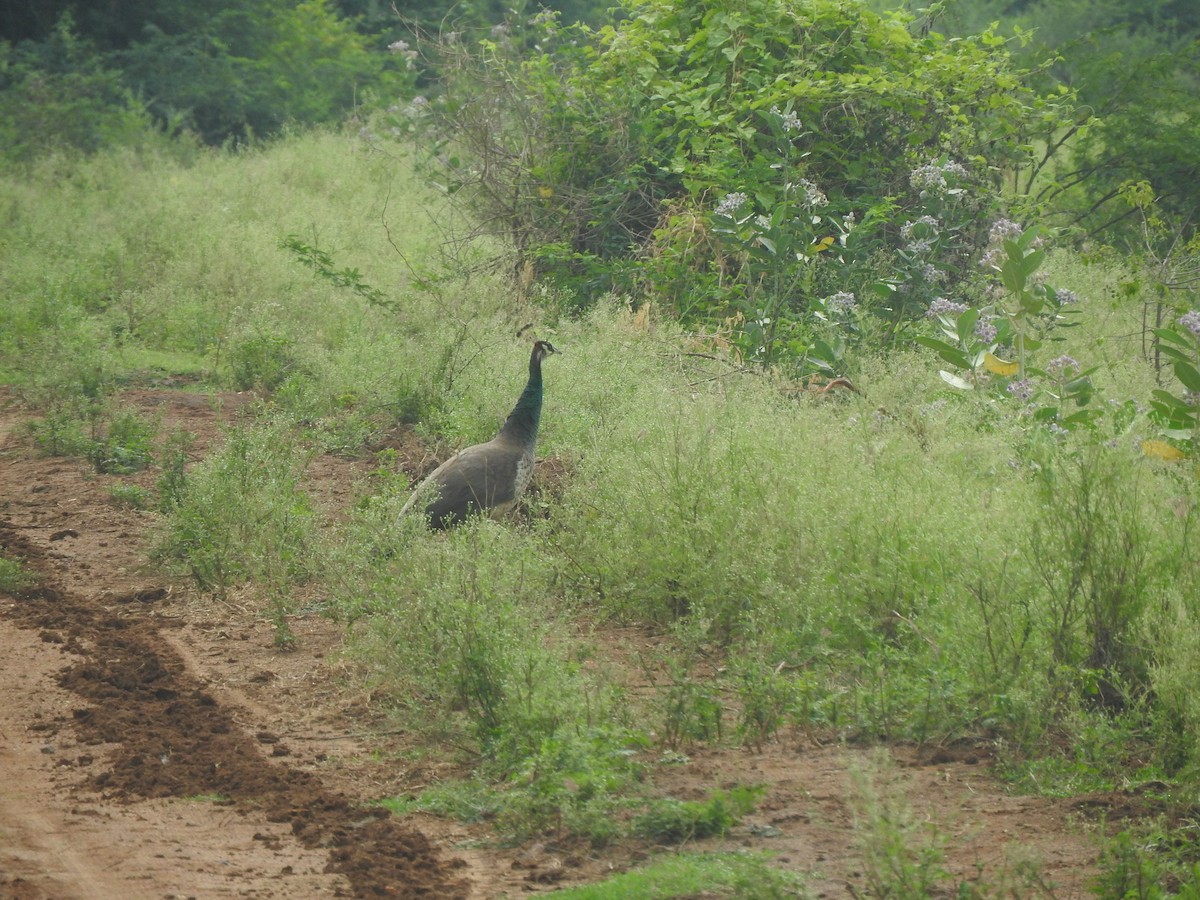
[401, 339, 559, 528]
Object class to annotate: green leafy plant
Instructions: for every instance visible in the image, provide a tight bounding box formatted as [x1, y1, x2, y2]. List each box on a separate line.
[108, 483, 151, 509]
[88, 406, 157, 474]
[851, 757, 948, 898]
[916, 223, 1105, 433]
[227, 334, 300, 393]
[154, 423, 316, 597]
[27, 403, 157, 474]
[1149, 311, 1200, 458]
[156, 428, 195, 511]
[1029, 446, 1154, 711]
[632, 785, 763, 843]
[281, 235, 397, 311]
[0, 554, 37, 594]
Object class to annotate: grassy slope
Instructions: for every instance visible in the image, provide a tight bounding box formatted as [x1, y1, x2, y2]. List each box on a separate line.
[2, 129, 1198, 892]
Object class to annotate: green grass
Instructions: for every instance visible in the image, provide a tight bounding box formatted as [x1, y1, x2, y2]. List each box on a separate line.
[4, 126, 1200, 889]
[543, 852, 807, 899]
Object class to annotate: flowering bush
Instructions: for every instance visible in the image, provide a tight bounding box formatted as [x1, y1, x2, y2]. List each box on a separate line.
[915, 223, 1107, 434]
[395, 0, 1076, 373]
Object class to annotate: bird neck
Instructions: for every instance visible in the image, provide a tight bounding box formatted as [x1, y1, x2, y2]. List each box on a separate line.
[498, 356, 543, 446]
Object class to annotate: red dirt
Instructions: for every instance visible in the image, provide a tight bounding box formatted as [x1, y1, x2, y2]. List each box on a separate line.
[0, 384, 1157, 898]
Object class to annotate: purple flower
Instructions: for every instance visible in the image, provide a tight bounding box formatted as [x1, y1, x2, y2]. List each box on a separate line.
[901, 216, 940, 242]
[1007, 378, 1035, 402]
[771, 105, 804, 134]
[1055, 288, 1079, 306]
[926, 297, 968, 319]
[797, 179, 827, 208]
[974, 317, 998, 343]
[1046, 355, 1079, 374]
[1179, 310, 1200, 337]
[988, 219, 1023, 244]
[909, 163, 962, 196]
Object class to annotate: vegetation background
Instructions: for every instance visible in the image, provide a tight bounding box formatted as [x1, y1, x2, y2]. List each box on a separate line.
[2, 0, 1200, 894]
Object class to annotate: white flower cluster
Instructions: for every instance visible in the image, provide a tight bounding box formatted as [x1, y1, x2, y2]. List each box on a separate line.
[910, 159, 968, 197]
[770, 105, 804, 134]
[715, 191, 749, 217]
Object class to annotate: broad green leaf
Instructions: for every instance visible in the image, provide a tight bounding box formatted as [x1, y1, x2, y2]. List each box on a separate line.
[1154, 328, 1194, 348]
[1156, 344, 1191, 365]
[915, 336, 969, 369]
[1174, 360, 1200, 393]
[1150, 388, 1190, 410]
[1001, 258, 1024, 294]
[1021, 248, 1045, 278]
[955, 307, 980, 344]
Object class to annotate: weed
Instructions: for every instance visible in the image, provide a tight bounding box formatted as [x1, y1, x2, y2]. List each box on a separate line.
[1092, 829, 1200, 900]
[156, 428, 194, 511]
[266, 598, 297, 650]
[850, 756, 948, 898]
[88, 406, 157, 474]
[227, 334, 299, 393]
[1029, 445, 1154, 711]
[632, 785, 763, 844]
[0, 554, 37, 594]
[656, 656, 724, 749]
[108, 483, 151, 509]
[26, 407, 94, 458]
[153, 422, 316, 597]
[27, 402, 157, 474]
[381, 778, 503, 824]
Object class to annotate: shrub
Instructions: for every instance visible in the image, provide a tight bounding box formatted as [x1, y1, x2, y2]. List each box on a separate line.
[633, 785, 763, 843]
[401, 0, 1075, 371]
[154, 421, 317, 596]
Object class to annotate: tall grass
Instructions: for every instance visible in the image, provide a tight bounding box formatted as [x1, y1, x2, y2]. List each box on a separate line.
[4, 127, 1200, 863]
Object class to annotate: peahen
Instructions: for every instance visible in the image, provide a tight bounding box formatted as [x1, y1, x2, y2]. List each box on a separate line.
[401, 339, 559, 528]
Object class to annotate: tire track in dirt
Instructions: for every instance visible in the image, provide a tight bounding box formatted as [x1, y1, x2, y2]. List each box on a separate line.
[0, 390, 468, 899]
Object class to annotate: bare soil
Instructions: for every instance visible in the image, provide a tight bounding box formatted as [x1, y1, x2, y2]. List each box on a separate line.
[0, 384, 1160, 898]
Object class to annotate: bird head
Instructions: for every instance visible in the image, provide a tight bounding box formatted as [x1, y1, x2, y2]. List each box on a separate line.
[532, 340, 559, 363]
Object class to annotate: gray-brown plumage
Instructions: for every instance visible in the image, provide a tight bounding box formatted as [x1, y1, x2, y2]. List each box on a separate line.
[401, 340, 558, 528]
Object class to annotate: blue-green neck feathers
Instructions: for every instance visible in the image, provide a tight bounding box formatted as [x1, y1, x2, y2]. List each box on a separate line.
[498, 351, 545, 447]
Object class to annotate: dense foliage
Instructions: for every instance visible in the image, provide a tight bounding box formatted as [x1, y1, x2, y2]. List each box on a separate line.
[399, 0, 1080, 370]
[0, 0, 609, 151]
[918, 0, 1200, 247]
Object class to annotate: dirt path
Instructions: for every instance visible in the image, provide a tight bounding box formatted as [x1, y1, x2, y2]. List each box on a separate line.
[0, 386, 1133, 898]
[0, 390, 468, 898]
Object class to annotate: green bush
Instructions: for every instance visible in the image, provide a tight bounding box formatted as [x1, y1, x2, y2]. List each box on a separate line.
[403, 0, 1075, 371]
[633, 785, 763, 843]
[154, 421, 317, 596]
[0, 16, 159, 164]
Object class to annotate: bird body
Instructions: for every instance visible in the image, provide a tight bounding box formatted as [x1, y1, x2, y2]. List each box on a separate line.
[402, 340, 557, 528]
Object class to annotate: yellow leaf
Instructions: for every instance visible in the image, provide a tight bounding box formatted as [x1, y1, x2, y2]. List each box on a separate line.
[537, 186, 554, 198]
[1141, 440, 1186, 461]
[983, 352, 1019, 376]
[812, 236, 835, 253]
